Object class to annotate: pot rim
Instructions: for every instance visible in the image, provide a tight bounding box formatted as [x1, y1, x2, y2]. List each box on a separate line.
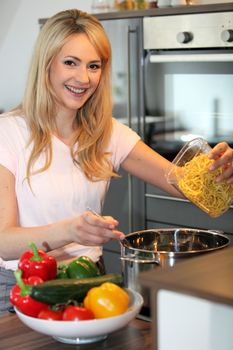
[120, 227, 230, 256]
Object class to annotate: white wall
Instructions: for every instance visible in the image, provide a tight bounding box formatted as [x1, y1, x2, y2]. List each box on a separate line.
[0, 0, 92, 112]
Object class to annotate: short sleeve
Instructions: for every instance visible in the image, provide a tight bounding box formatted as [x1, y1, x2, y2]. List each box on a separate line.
[0, 143, 16, 175]
[0, 114, 22, 176]
[109, 118, 141, 171]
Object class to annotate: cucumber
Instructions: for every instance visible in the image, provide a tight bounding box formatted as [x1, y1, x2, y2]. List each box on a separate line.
[30, 273, 123, 305]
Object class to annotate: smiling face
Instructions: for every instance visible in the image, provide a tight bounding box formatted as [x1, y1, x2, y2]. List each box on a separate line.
[49, 33, 102, 118]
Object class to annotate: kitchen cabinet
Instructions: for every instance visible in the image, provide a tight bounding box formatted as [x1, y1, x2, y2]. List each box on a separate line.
[140, 246, 233, 350]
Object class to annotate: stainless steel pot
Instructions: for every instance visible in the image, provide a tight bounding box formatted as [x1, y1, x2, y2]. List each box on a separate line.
[120, 228, 229, 314]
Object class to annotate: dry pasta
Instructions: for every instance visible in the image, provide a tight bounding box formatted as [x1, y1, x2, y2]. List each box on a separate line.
[176, 153, 233, 217]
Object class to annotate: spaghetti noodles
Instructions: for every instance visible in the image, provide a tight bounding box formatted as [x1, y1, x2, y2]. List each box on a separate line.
[176, 153, 233, 217]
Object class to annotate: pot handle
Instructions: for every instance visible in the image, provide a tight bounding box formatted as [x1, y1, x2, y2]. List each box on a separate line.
[120, 255, 159, 264]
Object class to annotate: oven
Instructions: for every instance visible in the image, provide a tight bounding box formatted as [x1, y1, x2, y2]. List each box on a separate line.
[143, 11, 233, 160]
[142, 11, 233, 240]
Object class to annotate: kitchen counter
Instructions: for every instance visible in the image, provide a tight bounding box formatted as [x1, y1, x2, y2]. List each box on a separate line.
[140, 246, 233, 307]
[0, 313, 151, 350]
[140, 246, 233, 349]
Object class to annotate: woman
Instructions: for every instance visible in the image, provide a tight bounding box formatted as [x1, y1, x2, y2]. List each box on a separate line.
[0, 9, 232, 314]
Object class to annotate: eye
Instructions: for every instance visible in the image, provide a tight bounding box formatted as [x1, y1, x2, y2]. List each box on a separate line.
[64, 59, 75, 66]
[89, 63, 101, 71]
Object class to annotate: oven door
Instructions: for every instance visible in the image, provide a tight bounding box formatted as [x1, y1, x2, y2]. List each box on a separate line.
[144, 50, 233, 160]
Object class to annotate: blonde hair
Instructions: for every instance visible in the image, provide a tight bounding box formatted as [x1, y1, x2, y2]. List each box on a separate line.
[17, 9, 116, 182]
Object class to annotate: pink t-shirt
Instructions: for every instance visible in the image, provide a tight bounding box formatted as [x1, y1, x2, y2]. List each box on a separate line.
[0, 113, 140, 265]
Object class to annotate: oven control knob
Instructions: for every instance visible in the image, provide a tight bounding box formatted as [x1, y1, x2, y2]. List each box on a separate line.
[177, 31, 193, 44]
[221, 29, 233, 43]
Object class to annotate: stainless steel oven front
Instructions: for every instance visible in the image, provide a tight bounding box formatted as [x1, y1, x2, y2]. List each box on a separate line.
[142, 11, 233, 241]
[143, 11, 233, 160]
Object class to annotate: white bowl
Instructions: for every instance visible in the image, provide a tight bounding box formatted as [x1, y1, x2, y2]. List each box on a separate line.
[15, 288, 143, 344]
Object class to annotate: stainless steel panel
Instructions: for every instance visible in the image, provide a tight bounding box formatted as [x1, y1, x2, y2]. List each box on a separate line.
[101, 18, 145, 269]
[143, 12, 233, 49]
[102, 18, 145, 236]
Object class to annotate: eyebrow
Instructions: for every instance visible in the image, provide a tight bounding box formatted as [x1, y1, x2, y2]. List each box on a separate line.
[65, 55, 102, 63]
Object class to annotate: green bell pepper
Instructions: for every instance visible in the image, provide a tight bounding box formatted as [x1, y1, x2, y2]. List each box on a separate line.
[66, 256, 100, 279]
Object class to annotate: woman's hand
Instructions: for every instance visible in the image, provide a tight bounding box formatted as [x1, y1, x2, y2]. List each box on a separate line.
[208, 142, 233, 184]
[68, 211, 125, 246]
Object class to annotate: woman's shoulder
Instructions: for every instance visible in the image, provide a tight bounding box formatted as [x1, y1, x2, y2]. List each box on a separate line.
[111, 117, 140, 140]
[0, 109, 25, 119]
[107, 118, 140, 168]
[112, 117, 130, 133]
[0, 110, 26, 130]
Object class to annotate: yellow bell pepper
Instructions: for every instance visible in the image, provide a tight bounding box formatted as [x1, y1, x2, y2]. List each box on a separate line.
[84, 282, 129, 319]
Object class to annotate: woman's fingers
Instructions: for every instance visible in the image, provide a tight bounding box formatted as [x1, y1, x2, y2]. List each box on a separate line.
[69, 212, 125, 246]
[209, 142, 232, 162]
[208, 142, 233, 183]
[85, 211, 119, 230]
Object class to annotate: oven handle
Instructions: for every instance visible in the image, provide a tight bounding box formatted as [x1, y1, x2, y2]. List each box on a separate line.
[149, 53, 233, 63]
[145, 193, 233, 209]
[145, 193, 188, 202]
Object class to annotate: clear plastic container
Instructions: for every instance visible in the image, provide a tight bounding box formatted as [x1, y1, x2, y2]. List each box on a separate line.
[166, 137, 233, 217]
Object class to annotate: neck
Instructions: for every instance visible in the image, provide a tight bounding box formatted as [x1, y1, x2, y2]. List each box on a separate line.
[54, 111, 78, 145]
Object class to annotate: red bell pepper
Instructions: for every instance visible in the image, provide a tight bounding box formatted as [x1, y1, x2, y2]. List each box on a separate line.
[18, 242, 57, 281]
[10, 269, 47, 317]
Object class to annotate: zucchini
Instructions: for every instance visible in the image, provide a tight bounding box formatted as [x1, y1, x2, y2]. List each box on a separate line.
[30, 273, 123, 305]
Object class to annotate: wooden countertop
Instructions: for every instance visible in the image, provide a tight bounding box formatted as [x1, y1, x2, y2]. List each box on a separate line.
[0, 313, 151, 350]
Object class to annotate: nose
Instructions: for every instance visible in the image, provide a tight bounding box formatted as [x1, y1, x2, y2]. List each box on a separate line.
[75, 65, 90, 84]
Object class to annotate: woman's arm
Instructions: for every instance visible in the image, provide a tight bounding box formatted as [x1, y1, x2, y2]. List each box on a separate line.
[121, 140, 233, 193]
[0, 165, 124, 260]
[121, 140, 181, 197]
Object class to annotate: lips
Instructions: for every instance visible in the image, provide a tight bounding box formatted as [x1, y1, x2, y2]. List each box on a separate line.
[65, 84, 86, 95]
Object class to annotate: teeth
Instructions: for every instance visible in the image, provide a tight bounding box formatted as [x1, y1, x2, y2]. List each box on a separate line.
[66, 85, 85, 94]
